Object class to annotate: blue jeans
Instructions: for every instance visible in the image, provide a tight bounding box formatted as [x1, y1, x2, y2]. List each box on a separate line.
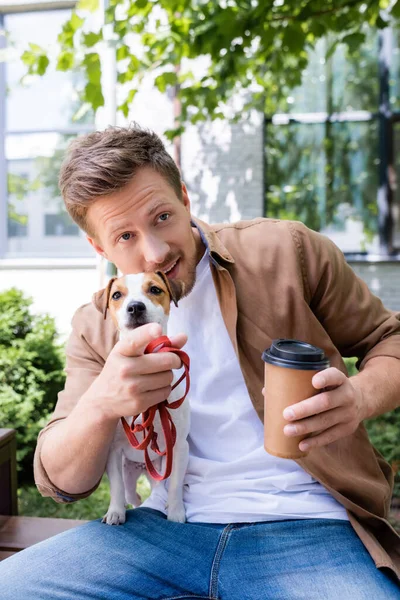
[0, 508, 398, 599]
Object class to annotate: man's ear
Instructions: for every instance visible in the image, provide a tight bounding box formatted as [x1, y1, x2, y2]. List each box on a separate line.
[156, 271, 181, 307]
[87, 235, 108, 259]
[102, 277, 117, 320]
[181, 182, 191, 213]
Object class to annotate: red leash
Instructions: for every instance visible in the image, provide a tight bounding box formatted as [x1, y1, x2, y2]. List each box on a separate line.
[121, 336, 190, 481]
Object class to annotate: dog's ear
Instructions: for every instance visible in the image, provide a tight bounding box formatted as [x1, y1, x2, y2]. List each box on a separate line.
[102, 277, 117, 320]
[156, 271, 181, 307]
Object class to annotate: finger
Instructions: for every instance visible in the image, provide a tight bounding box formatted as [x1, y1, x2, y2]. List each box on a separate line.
[298, 423, 350, 452]
[312, 367, 347, 390]
[121, 352, 183, 376]
[283, 388, 343, 422]
[283, 407, 344, 438]
[131, 370, 174, 394]
[138, 386, 175, 412]
[116, 323, 163, 358]
[168, 333, 188, 350]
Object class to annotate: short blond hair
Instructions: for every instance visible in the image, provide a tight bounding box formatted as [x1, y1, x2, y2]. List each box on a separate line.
[59, 125, 182, 236]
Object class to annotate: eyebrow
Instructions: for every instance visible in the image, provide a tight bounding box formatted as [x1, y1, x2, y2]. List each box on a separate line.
[146, 200, 171, 218]
[109, 221, 131, 237]
[108, 200, 172, 236]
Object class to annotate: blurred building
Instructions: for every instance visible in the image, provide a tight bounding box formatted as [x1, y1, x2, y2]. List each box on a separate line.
[0, 1, 399, 340]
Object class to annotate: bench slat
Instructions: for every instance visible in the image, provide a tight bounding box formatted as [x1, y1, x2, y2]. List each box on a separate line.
[0, 516, 88, 552]
[0, 550, 16, 561]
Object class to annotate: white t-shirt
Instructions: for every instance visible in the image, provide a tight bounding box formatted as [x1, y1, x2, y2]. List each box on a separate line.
[142, 251, 349, 523]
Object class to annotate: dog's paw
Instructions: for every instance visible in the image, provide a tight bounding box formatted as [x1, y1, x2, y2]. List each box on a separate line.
[102, 509, 126, 525]
[167, 503, 186, 523]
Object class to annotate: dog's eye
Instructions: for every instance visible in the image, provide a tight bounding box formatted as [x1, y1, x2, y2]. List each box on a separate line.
[149, 286, 163, 295]
[112, 291, 122, 300]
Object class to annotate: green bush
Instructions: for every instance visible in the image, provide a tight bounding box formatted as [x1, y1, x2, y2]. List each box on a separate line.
[0, 288, 65, 482]
[344, 357, 400, 498]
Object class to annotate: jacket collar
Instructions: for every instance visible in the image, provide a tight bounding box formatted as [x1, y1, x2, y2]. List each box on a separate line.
[191, 216, 235, 267]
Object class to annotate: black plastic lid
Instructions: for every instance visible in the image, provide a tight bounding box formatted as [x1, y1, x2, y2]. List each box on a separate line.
[262, 339, 330, 371]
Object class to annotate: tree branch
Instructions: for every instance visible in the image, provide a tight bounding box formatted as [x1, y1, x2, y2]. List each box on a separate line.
[269, 0, 365, 23]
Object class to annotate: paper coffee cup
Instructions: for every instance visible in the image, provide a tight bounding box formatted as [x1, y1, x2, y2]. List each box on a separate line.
[262, 339, 330, 459]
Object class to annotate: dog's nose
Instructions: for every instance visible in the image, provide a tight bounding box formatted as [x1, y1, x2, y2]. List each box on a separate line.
[127, 301, 146, 316]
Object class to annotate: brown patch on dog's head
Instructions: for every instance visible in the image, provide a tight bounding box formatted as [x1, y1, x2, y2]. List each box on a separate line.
[140, 273, 172, 316]
[155, 271, 183, 307]
[103, 277, 129, 324]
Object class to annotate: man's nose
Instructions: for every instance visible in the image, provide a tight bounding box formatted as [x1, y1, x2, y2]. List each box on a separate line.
[141, 235, 170, 266]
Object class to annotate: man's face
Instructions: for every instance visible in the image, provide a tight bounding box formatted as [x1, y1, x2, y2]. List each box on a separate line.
[86, 166, 204, 299]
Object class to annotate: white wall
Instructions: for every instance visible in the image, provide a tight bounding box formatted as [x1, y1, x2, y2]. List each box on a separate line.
[0, 261, 100, 342]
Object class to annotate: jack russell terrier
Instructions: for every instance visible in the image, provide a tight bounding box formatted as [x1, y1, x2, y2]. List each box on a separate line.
[102, 271, 190, 525]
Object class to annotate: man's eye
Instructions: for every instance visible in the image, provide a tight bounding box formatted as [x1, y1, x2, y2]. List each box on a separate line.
[120, 232, 132, 241]
[159, 213, 169, 222]
[112, 291, 122, 300]
[149, 286, 163, 295]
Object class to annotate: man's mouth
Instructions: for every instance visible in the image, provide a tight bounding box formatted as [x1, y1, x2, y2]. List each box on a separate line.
[162, 258, 180, 279]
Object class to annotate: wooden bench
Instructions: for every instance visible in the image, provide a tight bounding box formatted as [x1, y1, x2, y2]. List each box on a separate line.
[0, 428, 86, 561]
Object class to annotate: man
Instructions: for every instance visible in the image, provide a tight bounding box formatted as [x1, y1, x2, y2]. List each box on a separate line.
[0, 125, 399, 599]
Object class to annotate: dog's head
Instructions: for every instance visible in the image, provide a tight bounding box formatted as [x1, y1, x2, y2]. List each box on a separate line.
[104, 271, 181, 335]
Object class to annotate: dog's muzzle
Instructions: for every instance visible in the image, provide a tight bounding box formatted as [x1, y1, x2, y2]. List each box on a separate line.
[126, 301, 148, 328]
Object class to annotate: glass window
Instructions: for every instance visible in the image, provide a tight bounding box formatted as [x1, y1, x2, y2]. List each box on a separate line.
[45, 214, 79, 237]
[279, 29, 379, 115]
[393, 121, 400, 249]
[8, 217, 28, 238]
[6, 137, 94, 258]
[265, 119, 379, 252]
[6, 10, 85, 132]
[266, 24, 383, 254]
[3, 8, 95, 259]
[390, 27, 400, 112]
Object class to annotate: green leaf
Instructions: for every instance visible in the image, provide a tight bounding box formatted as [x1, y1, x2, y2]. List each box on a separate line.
[126, 88, 137, 104]
[155, 71, 178, 92]
[57, 13, 84, 49]
[37, 55, 49, 75]
[326, 40, 339, 61]
[116, 88, 137, 116]
[82, 31, 103, 48]
[21, 47, 49, 76]
[114, 20, 129, 37]
[136, 0, 148, 8]
[84, 82, 104, 110]
[21, 51, 36, 67]
[342, 32, 365, 53]
[375, 15, 388, 29]
[56, 51, 74, 71]
[282, 26, 305, 54]
[83, 52, 102, 84]
[77, 0, 99, 12]
[117, 70, 134, 84]
[391, 0, 400, 19]
[164, 125, 185, 141]
[118, 101, 129, 118]
[70, 12, 84, 32]
[28, 43, 45, 54]
[116, 45, 130, 61]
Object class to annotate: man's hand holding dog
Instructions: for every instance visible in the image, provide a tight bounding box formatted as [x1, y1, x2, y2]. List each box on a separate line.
[90, 323, 187, 422]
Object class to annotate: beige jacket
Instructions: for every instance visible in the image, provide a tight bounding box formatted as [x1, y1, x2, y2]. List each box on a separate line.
[34, 218, 400, 579]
